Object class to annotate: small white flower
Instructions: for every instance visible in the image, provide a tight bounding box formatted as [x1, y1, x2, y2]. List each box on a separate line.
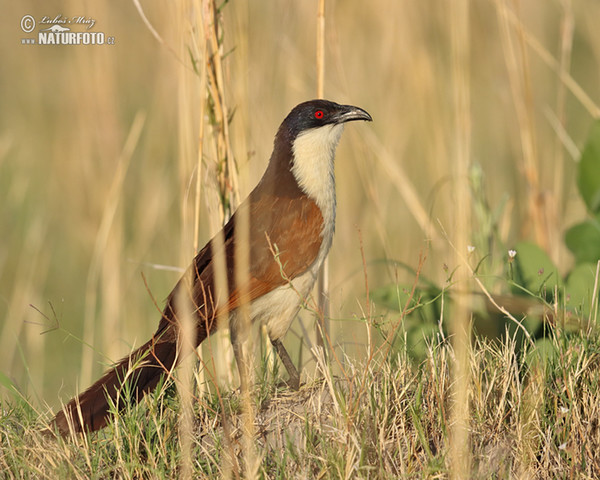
[559, 406, 569, 415]
[467, 245, 476, 254]
[558, 443, 567, 451]
[508, 249, 517, 259]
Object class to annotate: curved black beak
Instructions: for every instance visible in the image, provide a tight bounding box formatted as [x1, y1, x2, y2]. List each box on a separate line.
[333, 104, 373, 124]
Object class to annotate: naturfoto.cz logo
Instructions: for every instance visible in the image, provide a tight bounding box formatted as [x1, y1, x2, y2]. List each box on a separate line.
[20, 14, 116, 46]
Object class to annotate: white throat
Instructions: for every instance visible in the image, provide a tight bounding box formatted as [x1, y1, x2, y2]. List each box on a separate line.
[291, 123, 343, 217]
[290, 123, 343, 269]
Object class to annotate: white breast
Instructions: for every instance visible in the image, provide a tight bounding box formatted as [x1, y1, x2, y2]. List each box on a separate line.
[291, 122, 342, 209]
[247, 268, 320, 340]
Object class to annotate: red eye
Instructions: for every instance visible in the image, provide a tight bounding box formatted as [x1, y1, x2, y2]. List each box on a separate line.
[314, 110, 324, 119]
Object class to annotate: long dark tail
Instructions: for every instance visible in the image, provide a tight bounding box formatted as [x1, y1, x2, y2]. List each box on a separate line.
[51, 250, 222, 436]
[51, 334, 179, 436]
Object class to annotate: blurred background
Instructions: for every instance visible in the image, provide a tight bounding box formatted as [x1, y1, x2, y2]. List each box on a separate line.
[1, 0, 598, 412]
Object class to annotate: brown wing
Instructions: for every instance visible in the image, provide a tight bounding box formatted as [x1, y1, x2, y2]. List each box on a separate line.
[161, 192, 323, 338]
[220, 193, 324, 313]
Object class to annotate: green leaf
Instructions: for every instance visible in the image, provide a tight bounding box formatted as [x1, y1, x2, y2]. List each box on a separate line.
[513, 241, 559, 294]
[371, 284, 444, 320]
[565, 218, 600, 264]
[565, 262, 598, 315]
[578, 119, 600, 214]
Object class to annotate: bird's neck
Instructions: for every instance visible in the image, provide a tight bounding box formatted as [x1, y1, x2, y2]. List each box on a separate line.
[290, 123, 343, 228]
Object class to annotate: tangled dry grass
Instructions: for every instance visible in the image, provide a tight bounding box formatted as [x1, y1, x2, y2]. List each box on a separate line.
[2, 321, 600, 478]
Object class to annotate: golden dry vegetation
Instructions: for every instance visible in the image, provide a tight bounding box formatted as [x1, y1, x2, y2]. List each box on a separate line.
[2, 0, 600, 478]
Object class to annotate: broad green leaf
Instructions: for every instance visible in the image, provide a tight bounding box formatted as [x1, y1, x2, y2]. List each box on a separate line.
[578, 119, 600, 214]
[565, 262, 598, 315]
[371, 284, 441, 314]
[565, 218, 600, 264]
[513, 241, 559, 294]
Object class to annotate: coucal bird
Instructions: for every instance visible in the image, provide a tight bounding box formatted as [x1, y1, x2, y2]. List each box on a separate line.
[51, 99, 372, 436]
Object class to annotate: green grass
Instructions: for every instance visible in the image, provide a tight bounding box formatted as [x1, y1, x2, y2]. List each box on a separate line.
[2, 317, 600, 478]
